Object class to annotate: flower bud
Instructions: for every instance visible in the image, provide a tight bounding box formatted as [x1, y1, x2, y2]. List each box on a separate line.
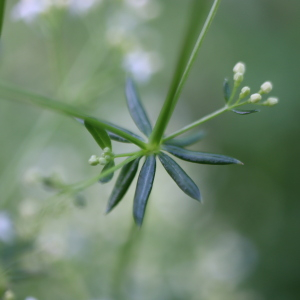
[250, 93, 262, 103]
[88, 155, 99, 166]
[265, 97, 279, 106]
[260, 81, 273, 94]
[99, 157, 108, 165]
[234, 72, 244, 83]
[103, 147, 111, 153]
[240, 86, 250, 98]
[104, 155, 112, 161]
[233, 62, 246, 75]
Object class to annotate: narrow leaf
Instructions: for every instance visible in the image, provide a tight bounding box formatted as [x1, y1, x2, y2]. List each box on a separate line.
[231, 109, 259, 115]
[126, 77, 152, 136]
[106, 158, 140, 213]
[99, 160, 115, 184]
[164, 145, 243, 165]
[158, 152, 201, 201]
[223, 78, 231, 102]
[107, 132, 130, 143]
[133, 155, 156, 226]
[84, 120, 112, 150]
[0, 0, 6, 37]
[164, 131, 205, 147]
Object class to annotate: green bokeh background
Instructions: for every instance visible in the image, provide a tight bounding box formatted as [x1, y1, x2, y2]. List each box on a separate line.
[0, 0, 299, 299]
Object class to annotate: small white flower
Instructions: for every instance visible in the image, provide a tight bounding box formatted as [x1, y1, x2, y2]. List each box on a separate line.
[265, 97, 279, 106]
[233, 62, 246, 75]
[4, 290, 15, 300]
[240, 86, 250, 98]
[250, 93, 262, 103]
[25, 297, 38, 300]
[260, 81, 273, 94]
[88, 155, 99, 166]
[99, 157, 108, 165]
[233, 72, 244, 83]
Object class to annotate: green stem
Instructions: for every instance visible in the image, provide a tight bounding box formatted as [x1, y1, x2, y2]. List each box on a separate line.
[114, 151, 141, 158]
[149, 0, 222, 145]
[0, 83, 148, 149]
[163, 102, 246, 141]
[0, 0, 6, 37]
[111, 222, 139, 299]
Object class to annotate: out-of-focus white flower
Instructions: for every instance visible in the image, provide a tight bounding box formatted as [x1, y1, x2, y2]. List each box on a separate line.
[123, 50, 162, 83]
[260, 81, 273, 94]
[125, 0, 161, 20]
[19, 199, 39, 217]
[250, 93, 262, 103]
[23, 167, 41, 185]
[0, 212, 14, 243]
[3, 290, 15, 300]
[25, 297, 38, 300]
[37, 233, 67, 258]
[69, 0, 102, 15]
[233, 62, 246, 75]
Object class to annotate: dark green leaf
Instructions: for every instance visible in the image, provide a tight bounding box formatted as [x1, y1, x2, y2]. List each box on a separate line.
[99, 160, 115, 184]
[107, 132, 130, 143]
[126, 77, 152, 136]
[106, 158, 140, 213]
[164, 131, 205, 147]
[223, 78, 231, 102]
[84, 120, 112, 150]
[133, 155, 156, 226]
[0, 0, 6, 37]
[164, 145, 243, 165]
[232, 109, 259, 115]
[158, 152, 200, 201]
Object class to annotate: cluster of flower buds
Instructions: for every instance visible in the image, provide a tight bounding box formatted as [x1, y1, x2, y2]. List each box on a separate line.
[88, 148, 114, 166]
[232, 62, 279, 107]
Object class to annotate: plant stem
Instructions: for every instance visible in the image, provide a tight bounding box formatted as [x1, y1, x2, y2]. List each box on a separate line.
[149, 0, 222, 146]
[0, 83, 148, 149]
[163, 102, 246, 141]
[111, 222, 139, 299]
[114, 151, 142, 158]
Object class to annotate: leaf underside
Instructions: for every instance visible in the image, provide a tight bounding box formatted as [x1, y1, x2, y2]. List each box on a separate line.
[106, 158, 141, 213]
[164, 131, 205, 147]
[231, 109, 259, 115]
[126, 77, 152, 136]
[133, 155, 156, 226]
[164, 145, 243, 165]
[158, 152, 201, 201]
[84, 120, 112, 149]
[99, 160, 115, 184]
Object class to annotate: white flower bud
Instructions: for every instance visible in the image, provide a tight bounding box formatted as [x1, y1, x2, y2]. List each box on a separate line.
[99, 157, 108, 165]
[233, 62, 246, 75]
[104, 155, 112, 161]
[240, 86, 250, 98]
[260, 81, 273, 94]
[234, 72, 244, 83]
[265, 97, 279, 106]
[88, 155, 99, 166]
[103, 147, 111, 153]
[250, 93, 262, 103]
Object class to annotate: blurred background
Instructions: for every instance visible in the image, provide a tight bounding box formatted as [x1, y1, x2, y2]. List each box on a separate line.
[0, 0, 299, 299]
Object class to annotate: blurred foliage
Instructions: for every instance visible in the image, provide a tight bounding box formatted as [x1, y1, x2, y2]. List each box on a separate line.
[0, 0, 299, 299]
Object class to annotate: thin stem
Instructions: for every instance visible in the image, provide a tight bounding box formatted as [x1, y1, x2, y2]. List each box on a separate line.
[227, 81, 240, 105]
[150, 0, 222, 145]
[0, 83, 148, 149]
[163, 101, 246, 141]
[111, 222, 139, 299]
[114, 151, 142, 158]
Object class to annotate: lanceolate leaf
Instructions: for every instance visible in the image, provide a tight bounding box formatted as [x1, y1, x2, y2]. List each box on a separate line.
[231, 109, 259, 115]
[107, 132, 130, 143]
[164, 131, 205, 147]
[106, 158, 141, 213]
[84, 120, 112, 150]
[164, 145, 243, 165]
[223, 78, 231, 102]
[99, 160, 115, 184]
[126, 77, 152, 136]
[0, 0, 6, 37]
[133, 155, 156, 226]
[158, 152, 201, 201]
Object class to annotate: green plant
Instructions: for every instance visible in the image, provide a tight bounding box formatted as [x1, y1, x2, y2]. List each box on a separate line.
[0, 0, 278, 227]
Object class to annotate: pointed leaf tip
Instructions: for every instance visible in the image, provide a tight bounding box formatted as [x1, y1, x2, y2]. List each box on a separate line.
[133, 155, 156, 226]
[99, 160, 115, 184]
[126, 77, 152, 136]
[159, 152, 201, 201]
[164, 145, 242, 165]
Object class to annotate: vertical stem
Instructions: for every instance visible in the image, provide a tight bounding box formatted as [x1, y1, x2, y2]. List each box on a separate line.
[149, 0, 222, 145]
[111, 222, 139, 299]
